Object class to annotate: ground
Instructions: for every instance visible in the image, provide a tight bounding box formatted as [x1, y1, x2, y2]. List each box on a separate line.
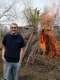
[0, 52, 60, 80]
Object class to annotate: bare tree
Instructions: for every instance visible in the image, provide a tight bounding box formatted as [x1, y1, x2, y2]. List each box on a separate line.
[0, 24, 4, 38]
[0, 0, 22, 38]
[0, 0, 22, 23]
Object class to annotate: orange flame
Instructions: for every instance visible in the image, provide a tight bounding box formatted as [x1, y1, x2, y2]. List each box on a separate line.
[38, 29, 59, 58]
[38, 0, 59, 58]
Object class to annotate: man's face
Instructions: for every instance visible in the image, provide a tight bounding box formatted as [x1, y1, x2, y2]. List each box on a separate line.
[10, 24, 18, 34]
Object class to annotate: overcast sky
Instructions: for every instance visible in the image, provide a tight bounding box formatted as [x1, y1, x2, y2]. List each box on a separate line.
[0, 0, 60, 27]
[33, 0, 59, 12]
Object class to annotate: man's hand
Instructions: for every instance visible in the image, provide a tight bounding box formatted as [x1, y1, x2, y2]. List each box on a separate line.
[19, 48, 24, 63]
[2, 46, 6, 62]
[2, 57, 6, 62]
[19, 60, 22, 63]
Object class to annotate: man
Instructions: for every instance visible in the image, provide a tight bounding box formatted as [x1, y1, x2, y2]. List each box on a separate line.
[2, 23, 25, 80]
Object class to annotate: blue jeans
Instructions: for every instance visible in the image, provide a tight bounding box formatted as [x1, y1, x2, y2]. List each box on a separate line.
[2, 62, 21, 80]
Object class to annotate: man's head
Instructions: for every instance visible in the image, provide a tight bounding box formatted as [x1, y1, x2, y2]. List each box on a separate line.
[10, 23, 18, 35]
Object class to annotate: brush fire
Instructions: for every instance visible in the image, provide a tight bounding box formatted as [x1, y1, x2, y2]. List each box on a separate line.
[38, 1, 59, 58]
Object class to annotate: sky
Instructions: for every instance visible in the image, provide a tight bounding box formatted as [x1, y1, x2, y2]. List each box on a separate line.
[19, 0, 60, 26]
[18, 0, 60, 26]
[0, 0, 60, 27]
[33, 0, 59, 12]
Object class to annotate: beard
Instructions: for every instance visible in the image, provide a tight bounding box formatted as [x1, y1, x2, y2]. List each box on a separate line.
[11, 31, 17, 35]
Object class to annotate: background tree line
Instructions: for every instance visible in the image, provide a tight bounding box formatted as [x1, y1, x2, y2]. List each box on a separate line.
[0, 0, 60, 38]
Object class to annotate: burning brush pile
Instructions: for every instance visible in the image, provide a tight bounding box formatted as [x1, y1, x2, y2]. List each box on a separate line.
[23, 2, 60, 66]
[23, 28, 60, 68]
[19, 2, 60, 80]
